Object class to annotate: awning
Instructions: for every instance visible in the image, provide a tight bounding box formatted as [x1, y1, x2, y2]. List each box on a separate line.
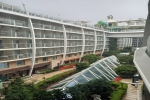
[34, 62, 50, 68]
[0, 66, 30, 75]
[0, 62, 50, 75]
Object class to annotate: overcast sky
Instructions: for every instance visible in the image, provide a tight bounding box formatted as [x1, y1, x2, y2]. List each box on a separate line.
[1, 0, 149, 24]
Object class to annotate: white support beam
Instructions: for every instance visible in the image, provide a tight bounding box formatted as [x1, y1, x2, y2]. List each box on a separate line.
[79, 21, 85, 62]
[101, 30, 106, 56]
[61, 24, 67, 65]
[93, 29, 97, 54]
[22, 3, 36, 76]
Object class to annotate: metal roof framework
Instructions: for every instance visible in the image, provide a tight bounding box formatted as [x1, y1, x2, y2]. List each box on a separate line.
[49, 55, 120, 91]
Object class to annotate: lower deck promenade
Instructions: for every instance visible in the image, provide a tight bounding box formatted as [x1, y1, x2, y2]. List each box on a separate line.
[24, 68, 75, 84]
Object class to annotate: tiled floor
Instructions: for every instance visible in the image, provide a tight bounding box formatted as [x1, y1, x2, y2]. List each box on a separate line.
[120, 79, 143, 100]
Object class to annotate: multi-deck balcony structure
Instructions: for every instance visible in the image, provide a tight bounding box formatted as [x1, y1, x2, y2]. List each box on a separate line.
[0, 2, 145, 78]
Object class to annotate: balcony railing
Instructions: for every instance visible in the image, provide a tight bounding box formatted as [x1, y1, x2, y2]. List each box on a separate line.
[36, 51, 64, 56]
[0, 31, 31, 38]
[0, 43, 32, 49]
[65, 28, 82, 33]
[0, 17, 29, 27]
[33, 23, 62, 31]
[36, 43, 64, 47]
[105, 29, 144, 32]
[63, 20, 81, 26]
[0, 53, 31, 61]
[67, 36, 82, 39]
[36, 34, 64, 39]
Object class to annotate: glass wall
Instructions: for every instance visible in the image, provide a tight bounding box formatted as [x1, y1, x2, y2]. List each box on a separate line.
[0, 62, 8, 69]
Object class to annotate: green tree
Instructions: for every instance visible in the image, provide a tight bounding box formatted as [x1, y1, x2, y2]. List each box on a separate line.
[4, 78, 33, 100]
[118, 56, 133, 65]
[102, 50, 120, 57]
[67, 79, 113, 100]
[76, 62, 89, 72]
[82, 54, 100, 64]
[115, 65, 137, 78]
[120, 47, 132, 52]
[109, 38, 117, 50]
[4, 78, 68, 100]
[97, 21, 107, 28]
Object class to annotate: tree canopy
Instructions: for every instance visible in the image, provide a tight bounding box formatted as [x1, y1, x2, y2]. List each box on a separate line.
[76, 62, 89, 72]
[82, 54, 100, 64]
[4, 78, 67, 100]
[115, 65, 137, 78]
[102, 50, 120, 57]
[118, 56, 134, 65]
[66, 79, 113, 100]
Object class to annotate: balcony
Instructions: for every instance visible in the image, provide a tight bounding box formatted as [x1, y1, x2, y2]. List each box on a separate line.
[36, 50, 64, 57]
[65, 28, 82, 33]
[33, 23, 62, 31]
[35, 34, 64, 39]
[63, 20, 81, 26]
[36, 43, 64, 48]
[0, 17, 29, 27]
[0, 43, 32, 49]
[105, 29, 144, 32]
[82, 24, 94, 28]
[84, 31, 94, 35]
[67, 43, 82, 47]
[0, 53, 31, 61]
[67, 36, 82, 40]
[0, 31, 31, 38]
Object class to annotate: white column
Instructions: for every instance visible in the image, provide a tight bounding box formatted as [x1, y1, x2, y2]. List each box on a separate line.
[101, 30, 106, 56]
[61, 24, 67, 65]
[93, 29, 97, 54]
[79, 22, 85, 62]
[22, 3, 36, 76]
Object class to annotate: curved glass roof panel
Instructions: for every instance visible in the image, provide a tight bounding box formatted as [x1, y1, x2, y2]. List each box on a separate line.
[49, 55, 120, 91]
[66, 81, 77, 88]
[89, 67, 104, 78]
[82, 70, 97, 80]
[74, 75, 89, 84]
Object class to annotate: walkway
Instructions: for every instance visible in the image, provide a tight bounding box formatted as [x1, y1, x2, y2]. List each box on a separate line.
[120, 79, 143, 100]
[24, 68, 75, 84]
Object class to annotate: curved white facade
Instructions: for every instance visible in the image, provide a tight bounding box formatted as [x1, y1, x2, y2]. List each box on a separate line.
[0, 2, 144, 77]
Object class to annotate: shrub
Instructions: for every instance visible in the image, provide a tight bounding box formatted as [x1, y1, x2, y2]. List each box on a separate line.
[82, 54, 100, 64]
[115, 65, 137, 78]
[34, 70, 76, 89]
[38, 68, 58, 74]
[75, 62, 89, 72]
[67, 79, 113, 100]
[110, 82, 128, 100]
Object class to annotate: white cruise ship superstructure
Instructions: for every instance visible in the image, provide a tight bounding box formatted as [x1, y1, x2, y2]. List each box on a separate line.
[0, 2, 145, 78]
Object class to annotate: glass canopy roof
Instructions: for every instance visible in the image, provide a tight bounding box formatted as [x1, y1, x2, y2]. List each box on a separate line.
[49, 55, 120, 91]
